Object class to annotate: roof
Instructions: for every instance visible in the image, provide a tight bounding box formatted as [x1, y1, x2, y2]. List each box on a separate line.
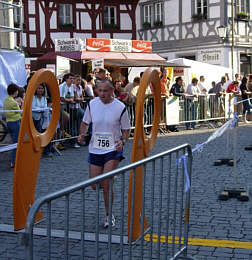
[37, 51, 184, 67]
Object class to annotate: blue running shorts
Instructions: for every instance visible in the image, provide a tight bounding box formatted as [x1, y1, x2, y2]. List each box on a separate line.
[88, 150, 125, 166]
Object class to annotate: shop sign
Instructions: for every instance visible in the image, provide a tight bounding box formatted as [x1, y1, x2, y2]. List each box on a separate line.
[132, 40, 152, 53]
[198, 49, 223, 65]
[110, 39, 132, 52]
[92, 58, 104, 71]
[173, 67, 184, 76]
[86, 38, 152, 53]
[55, 38, 84, 52]
[86, 38, 111, 52]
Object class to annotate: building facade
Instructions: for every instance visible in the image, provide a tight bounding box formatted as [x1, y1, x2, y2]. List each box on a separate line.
[13, 0, 139, 57]
[136, 0, 252, 76]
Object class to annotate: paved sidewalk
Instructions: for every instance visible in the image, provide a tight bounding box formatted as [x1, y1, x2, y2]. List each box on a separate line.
[0, 125, 252, 259]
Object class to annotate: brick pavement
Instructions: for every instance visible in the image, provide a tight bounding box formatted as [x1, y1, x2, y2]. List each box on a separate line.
[0, 125, 252, 259]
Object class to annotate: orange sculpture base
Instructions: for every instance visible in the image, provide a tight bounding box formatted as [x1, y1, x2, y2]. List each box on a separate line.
[13, 69, 60, 230]
[128, 68, 161, 241]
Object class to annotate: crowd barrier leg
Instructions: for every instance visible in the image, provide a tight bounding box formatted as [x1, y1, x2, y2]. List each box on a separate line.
[218, 105, 249, 201]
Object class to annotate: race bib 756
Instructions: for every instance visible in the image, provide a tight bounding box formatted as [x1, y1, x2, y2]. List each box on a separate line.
[93, 132, 115, 150]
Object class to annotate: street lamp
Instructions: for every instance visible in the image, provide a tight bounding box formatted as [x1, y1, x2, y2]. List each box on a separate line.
[217, 25, 227, 41]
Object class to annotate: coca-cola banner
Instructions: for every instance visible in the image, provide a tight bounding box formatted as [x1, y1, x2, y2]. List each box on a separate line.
[86, 38, 152, 53]
[86, 38, 111, 52]
[132, 40, 152, 53]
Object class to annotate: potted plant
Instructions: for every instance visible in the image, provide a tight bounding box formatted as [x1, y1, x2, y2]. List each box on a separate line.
[237, 12, 249, 21]
[14, 21, 20, 28]
[143, 21, 151, 29]
[104, 23, 119, 30]
[192, 13, 207, 21]
[154, 20, 163, 27]
[59, 23, 75, 29]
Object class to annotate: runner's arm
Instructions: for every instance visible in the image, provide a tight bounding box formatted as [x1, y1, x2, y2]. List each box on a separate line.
[78, 122, 89, 144]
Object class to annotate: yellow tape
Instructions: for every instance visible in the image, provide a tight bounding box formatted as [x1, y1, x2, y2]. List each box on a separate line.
[144, 234, 252, 249]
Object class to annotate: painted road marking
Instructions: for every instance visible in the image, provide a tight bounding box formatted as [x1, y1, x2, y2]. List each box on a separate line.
[144, 234, 252, 249]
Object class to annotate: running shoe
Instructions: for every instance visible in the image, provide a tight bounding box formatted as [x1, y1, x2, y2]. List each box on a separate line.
[104, 214, 115, 228]
[64, 132, 72, 138]
[56, 143, 65, 150]
[73, 143, 80, 148]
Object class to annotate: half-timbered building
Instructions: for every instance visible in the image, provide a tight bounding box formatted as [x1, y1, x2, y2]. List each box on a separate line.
[14, 0, 139, 57]
[136, 0, 252, 75]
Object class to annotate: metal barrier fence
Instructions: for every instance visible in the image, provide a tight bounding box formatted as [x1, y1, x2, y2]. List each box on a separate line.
[0, 93, 243, 148]
[23, 143, 196, 260]
[52, 93, 241, 146]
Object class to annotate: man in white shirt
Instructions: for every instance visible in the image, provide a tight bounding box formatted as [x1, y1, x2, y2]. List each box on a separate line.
[78, 79, 131, 228]
[57, 73, 76, 149]
[198, 75, 207, 94]
[185, 78, 201, 130]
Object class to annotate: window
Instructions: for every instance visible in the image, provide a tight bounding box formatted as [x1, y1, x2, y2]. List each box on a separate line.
[236, 0, 249, 14]
[13, 1, 21, 25]
[59, 4, 73, 25]
[154, 2, 163, 23]
[143, 4, 152, 24]
[195, 0, 207, 18]
[104, 6, 117, 25]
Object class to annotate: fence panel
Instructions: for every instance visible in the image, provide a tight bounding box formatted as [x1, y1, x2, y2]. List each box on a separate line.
[24, 143, 197, 260]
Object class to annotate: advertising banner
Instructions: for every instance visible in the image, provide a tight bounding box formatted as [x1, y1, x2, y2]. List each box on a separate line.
[86, 38, 152, 53]
[166, 96, 180, 125]
[110, 39, 132, 52]
[56, 56, 70, 77]
[86, 38, 111, 52]
[55, 38, 84, 52]
[132, 40, 152, 53]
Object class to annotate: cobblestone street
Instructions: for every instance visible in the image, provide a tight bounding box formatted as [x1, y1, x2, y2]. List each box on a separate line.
[0, 125, 252, 259]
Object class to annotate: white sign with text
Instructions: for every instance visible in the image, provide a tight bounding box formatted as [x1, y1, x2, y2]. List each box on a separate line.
[55, 38, 84, 52]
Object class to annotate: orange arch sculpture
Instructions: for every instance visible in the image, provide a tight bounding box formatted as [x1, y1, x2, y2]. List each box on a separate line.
[128, 68, 161, 241]
[13, 69, 60, 230]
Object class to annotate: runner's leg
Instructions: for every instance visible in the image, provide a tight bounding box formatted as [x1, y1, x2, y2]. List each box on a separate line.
[102, 159, 119, 215]
[89, 164, 103, 190]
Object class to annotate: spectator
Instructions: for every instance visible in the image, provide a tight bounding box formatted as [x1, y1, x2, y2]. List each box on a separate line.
[212, 76, 227, 117]
[80, 79, 87, 96]
[32, 83, 53, 156]
[224, 73, 232, 91]
[214, 76, 226, 95]
[96, 68, 106, 81]
[32, 84, 47, 132]
[226, 81, 240, 94]
[114, 80, 122, 98]
[170, 76, 186, 97]
[57, 73, 75, 150]
[185, 78, 201, 130]
[123, 76, 140, 105]
[235, 73, 241, 84]
[3, 83, 21, 168]
[15, 87, 25, 109]
[73, 75, 85, 147]
[247, 74, 252, 92]
[85, 74, 95, 98]
[208, 81, 216, 94]
[240, 76, 252, 123]
[93, 68, 99, 79]
[94, 68, 107, 95]
[198, 75, 207, 94]
[169, 77, 186, 132]
[160, 68, 170, 96]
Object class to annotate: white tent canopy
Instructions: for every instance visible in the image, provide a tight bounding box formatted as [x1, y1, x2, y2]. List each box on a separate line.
[167, 58, 232, 90]
[0, 51, 26, 108]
